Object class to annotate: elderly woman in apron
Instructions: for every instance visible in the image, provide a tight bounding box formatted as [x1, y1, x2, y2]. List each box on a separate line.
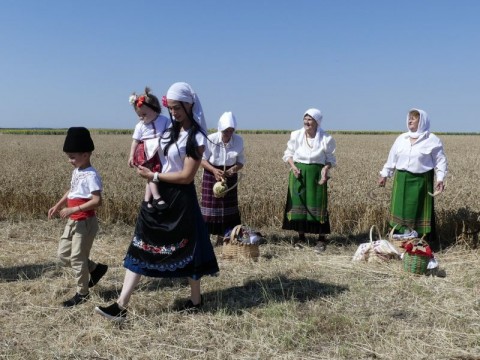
[378, 108, 447, 250]
[201, 111, 245, 245]
[282, 108, 336, 253]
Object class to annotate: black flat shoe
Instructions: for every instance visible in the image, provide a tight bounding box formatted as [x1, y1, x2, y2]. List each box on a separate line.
[63, 292, 89, 307]
[95, 302, 127, 323]
[152, 198, 168, 211]
[89, 263, 108, 288]
[178, 296, 203, 313]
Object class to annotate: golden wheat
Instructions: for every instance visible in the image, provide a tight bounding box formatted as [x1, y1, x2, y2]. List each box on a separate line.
[0, 133, 478, 247]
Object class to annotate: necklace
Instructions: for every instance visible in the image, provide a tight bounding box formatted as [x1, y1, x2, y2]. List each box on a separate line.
[305, 133, 314, 148]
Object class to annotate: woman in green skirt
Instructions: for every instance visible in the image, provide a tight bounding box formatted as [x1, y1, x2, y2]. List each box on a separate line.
[282, 108, 336, 253]
[379, 108, 447, 250]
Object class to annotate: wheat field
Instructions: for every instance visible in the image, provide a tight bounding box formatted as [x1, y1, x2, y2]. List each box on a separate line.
[1, 133, 480, 359]
[0, 133, 478, 245]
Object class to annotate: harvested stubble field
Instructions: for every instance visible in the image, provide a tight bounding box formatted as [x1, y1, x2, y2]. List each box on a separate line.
[1, 133, 480, 359]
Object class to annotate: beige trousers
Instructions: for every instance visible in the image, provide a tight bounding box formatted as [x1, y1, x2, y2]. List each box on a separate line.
[57, 217, 99, 294]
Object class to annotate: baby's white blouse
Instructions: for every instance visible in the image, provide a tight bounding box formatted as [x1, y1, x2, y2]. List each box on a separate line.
[132, 115, 170, 141]
[202, 132, 245, 166]
[379, 132, 447, 181]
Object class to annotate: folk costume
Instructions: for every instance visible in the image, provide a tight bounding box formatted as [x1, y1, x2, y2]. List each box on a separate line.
[201, 112, 245, 236]
[282, 109, 336, 236]
[380, 109, 447, 244]
[123, 83, 219, 280]
[132, 114, 169, 171]
[59, 127, 105, 299]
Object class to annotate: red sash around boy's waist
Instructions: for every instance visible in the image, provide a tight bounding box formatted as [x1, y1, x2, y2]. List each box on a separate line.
[67, 198, 95, 221]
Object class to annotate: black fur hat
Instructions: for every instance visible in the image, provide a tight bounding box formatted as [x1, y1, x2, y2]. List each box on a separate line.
[63, 127, 95, 152]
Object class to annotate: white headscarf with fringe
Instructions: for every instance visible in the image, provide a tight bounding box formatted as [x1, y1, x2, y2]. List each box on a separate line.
[166, 82, 207, 132]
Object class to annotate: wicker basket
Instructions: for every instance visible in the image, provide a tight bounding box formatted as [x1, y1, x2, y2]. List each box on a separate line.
[222, 225, 260, 261]
[403, 252, 429, 275]
[386, 225, 407, 254]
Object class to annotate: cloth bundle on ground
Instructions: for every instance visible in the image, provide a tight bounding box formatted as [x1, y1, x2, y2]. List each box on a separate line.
[352, 225, 401, 262]
[224, 225, 266, 245]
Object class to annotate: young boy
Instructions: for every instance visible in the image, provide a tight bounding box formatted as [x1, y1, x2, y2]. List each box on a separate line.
[48, 127, 108, 307]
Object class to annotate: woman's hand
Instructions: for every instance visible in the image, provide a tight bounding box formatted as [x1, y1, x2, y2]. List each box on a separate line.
[435, 181, 445, 193]
[378, 177, 387, 187]
[319, 166, 330, 185]
[291, 166, 301, 179]
[137, 165, 154, 181]
[225, 165, 237, 177]
[213, 168, 225, 181]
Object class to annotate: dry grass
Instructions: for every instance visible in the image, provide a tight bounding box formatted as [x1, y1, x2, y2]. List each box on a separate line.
[1, 133, 480, 359]
[2, 220, 480, 359]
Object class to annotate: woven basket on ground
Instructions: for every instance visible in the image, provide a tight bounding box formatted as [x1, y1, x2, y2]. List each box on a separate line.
[402, 237, 431, 275]
[403, 252, 429, 275]
[222, 225, 260, 261]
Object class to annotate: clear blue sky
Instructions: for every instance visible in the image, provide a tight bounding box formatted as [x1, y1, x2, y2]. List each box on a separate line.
[1, 1, 479, 132]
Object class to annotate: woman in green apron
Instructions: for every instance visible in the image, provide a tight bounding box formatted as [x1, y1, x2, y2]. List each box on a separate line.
[378, 108, 447, 250]
[282, 108, 336, 253]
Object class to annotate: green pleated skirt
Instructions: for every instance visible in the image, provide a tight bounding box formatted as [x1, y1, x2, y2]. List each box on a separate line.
[389, 169, 435, 236]
[282, 162, 330, 235]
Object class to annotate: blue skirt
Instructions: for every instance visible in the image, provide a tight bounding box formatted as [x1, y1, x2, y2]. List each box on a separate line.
[124, 182, 219, 280]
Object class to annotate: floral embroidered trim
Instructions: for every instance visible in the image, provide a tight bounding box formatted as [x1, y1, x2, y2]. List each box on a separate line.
[132, 235, 189, 255]
[124, 253, 193, 272]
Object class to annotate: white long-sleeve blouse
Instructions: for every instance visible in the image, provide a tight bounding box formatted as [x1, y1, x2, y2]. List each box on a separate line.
[203, 132, 245, 167]
[379, 132, 447, 181]
[282, 129, 336, 166]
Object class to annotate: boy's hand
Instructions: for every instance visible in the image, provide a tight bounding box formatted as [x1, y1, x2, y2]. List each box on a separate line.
[47, 206, 58, 219]
[59, 207, 75, 219]
[128, 157, 135, 168]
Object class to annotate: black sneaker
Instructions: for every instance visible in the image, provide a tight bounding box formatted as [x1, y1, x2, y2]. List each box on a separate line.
[89, 263, 108, 288]
[178, 296, 203, 313]
[95, 302, 127, 323]
[63, 292, 89, 308]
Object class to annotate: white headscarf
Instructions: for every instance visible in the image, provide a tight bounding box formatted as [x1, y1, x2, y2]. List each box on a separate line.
[407, 108, 430, 138]
[301, 108, 324, 147]
[218, 111, 237, 132]
[166, 82, 207, 132]
[304, 108, 323, 126]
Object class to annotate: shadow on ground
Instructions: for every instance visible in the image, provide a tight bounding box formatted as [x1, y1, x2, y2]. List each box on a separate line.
[96, 274, 348, 315]
[0, 262, 58, 282]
